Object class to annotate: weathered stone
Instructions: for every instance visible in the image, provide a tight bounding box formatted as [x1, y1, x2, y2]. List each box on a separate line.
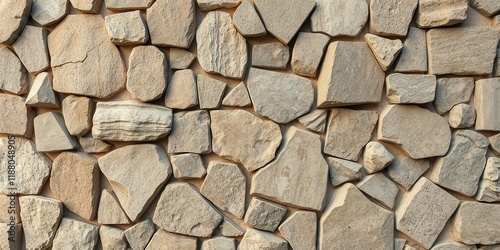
[317, 42, 385, 107]
[365, 34, 403, 71]
[369, 0, 418, 36]
[433, 77, 475, 115]
[100, 226, 127, 250]
[51, 152, 99, 220]
[0, 46, 28, 95]
[479, 245, 500, 250]
[453, 202, 500, 245]
[0, 223, 22, 250]
[127, 46, 168, 102]
[471, 0, 500, 16]
[70, 0, 103, 13]
[0, 195, 20, 223]
[125, 218, 155, 250]
[378, 105, 451, 159]
[324, 109, 378, 161]
[97, 189, 130, 225]
[210, 110, 282, 172]
[387, 157, 430, 191]
[25, 72, 59, 109]
[244, 197, 286, 232]
[197, 0, 240, 10]
[416, 0, 468, 28]
[153, 182, 222, 237]
[202, 237, 235, 250]
[240, 229, 288, 250]
[62, 95, 93, 136]
[475, 78, 500, 131]
[168, 111, 211, 154]
[31, 0, 68, 26]
[105, 10, 148, 45]
[386, 73, 436, 104]
[320, 183, 394, 250]
[34, 112, 78, 152]
[169, 48, 196, 70]
[222, 82, 251, 107]
[394, 27, 428, 73]
[0, 94, 34, 137]
[310, 0, 368, 38]
[197, 75, 227, 109]
[171, 154, 206, 179]
[278, 211, 317, 250]
[92, 101, 173, 141]
[326, 157, 366, 187]
[427, 27, 499, 75]
[357, 173, 398, 209]
[78, 137, 111, 154]
[476, 157, 500, 202]
[395, 238, 407, 250]
[105, 0, 154, 10]
[52, 218, 100, 249]
[0, 0, 31, 44]
[219, 217, 245, 237]
[495, 48, 500, 77]
[146, 230, 197, 250]
[298, 109, 328, 133]
[201, 161, 246, 218]
[449, 104, 476, 129]
[291, 32, 330, 77]
[431, 240, 477, 250]
[396, 177, 460, 249]
[252, 42, 289, 69]
[232, 0, 266, 37]
[164, 69, 198, 110]
[19, 196, 63, 250]
[363, 142, 395, 174]
[98, 144, 172, 221]
[12, 25, 49, 74]
[247, 68, 313, 123]
[490, 134, 500, 155]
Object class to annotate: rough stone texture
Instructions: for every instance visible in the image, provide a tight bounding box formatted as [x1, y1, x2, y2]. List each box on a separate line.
[310, 0, 368, 38]
[146, 230, 197, 250]
[125, 218, 155, 250]
[168, 111, 211, 154]
[449, 104, 476, 129]
[97, 189, 130, 225]
[34, 112, 79, 152]
[0, 0, 31, 44]
[105, 0, 154, 10]
[0, 46, 28, 95]
[369, 0, 418, 36]
[244, 197, 286, 232]
[147, 0, 195, 48]
[326, 157, 366, 187]
[196, 0, 240, 11]
[394, 27, 428, 73]
[52, 218, 100, 249]
[431, 241, 477, 250]
[221, 82, 251, 107]
[79, 137, 111, 154]
[202, 237, 235, 250]
[0, 195, 20, 223]
[365, 34, 403, 71]
[19, 196, 63, 250]
[427, 27, 499, 75]
[357, 173, 398, 209]
[252, 127, 329, 211]
[219, 217, 245, 237]
[232, 0, 266, 37]
[320, 183, 394, 250]
[490, 133, 500, 155]
[197, 75, 227, 110]
[70, 0, 103, 13]
[51, 152, 99, 220]
[0, 94, 34, 137]
[12, 25, 49, 74]
[291, 32, 330, 77]
[324, 109, 378, 161]
[98, 144, 172, 221]
[62, 95, 93, 136]
[0, 223, 22, 250]
[278, 211, 317, 250]
[49, 15, 126, 98]
[476, 157, 500, 202]
[386, 73, 436, 104]
[453, 202, 500, 245]
[395, 238, 406, 250]
[92, 101, 173, 141]
[433, 77, 475, 115]
[127, 46, 168, 102]
[495, 48, 500, 77]
[387, 157, 430, 191]
[247, 68, 313, 123]
[31, 0, 68, 26]
[239, 229, 288, 250]
[378, 105, 451, 159]
[171, 154, 206, 179]
[164, 69, 198, 110]
[100, 226, 127, 250]
[317, 42, 385, 107]
[25, 72, 59, 109]
[471, 0, 500, 16]
[252, 42, 289, 70]
[210, 110, 282, 172]
[153, 182, 222, 237]
[197, 11, 247, 79]
[298, 109, 328, 133]
[416, 0, 468, 28]
[105, 10, 149, 45]
[201, 161, 246, 218]
[474, 78, 500, 131]
[396, 178, 460, 249]
[363, 142, 395, 174]
[169, 48, 196, 70]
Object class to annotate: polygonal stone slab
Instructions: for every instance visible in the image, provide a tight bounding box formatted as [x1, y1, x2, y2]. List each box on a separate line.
[356, 173, 398, 209]
[127, 46, 168, 102]
[252, 42, 289, 69]
[105, 10, 149, 45]
[386, 73, 436, 104]
[291, 32, 330, 78]
[12, 25, 49, 74]
[0, 94, 34, 137]
[369, 0, 418, 36]
[62, 95, 93, 136]
[0, 0, 31, 44]
[164, 69, 198, 110]
[239, 229, 288, 250]
[146, 230, 197, 249]
[170, 153, 206, 179]
[97, 189, 130, 225]
[167, 110, 211, 154]
[453, 201, 500, 245]
[387, 157, 429, 191]
[0, 46, 29, 95]
[310, 0, 368, 38]
[197, 75, 227, 110]
[31, 0, 68, 26]
[394, 27, 428, 73]
[34, 112, 79, 152]
[52, 218, 100, 249]
[278, 211, 317, 250]
[232, 0, 266, 37]
[326, 157, 366, 187]
[244, 197, 286, 232]
[25, 72, 59, 109]
[474, 78, 500, 131]
[416, 0, 468, 28]
[476, 157, 500, 202]
[125, 218, 155, 250]
[433, 77, 474, 115]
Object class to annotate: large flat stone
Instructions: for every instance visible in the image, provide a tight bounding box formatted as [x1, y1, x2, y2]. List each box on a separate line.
[394, 27, 428, 73]
[310, 0, 368, 38]
[474, 78, 500, 131]
[171, 154, 206, 179]
[433, 77, 474, 115]
[416, 0, 468, 28]
[168, 48, 196, 70]
[0, 46, 28, 95]
[0, 94, 34, 137]
[0, 0, 31, 44]
[12, 25, 49, 74]
[476, 157, 500, 202]
[127, 46, 168, 102]
[221, 81, 251, 107]
[370, 0, 418, 36]
[453, 202, 500, 245]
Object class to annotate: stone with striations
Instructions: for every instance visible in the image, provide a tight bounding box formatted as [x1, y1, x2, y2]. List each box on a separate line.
[105, 10, 149, 45]
[202, 237, 235, 250]
[31, 0, 68, 26]
[100, 226, 127, 250]
[416, 0, 468, 28]
[278, 211, 317, 250]
[365, 34, 403, 71]
[25, 72, 59, 109]
[244, 197, 286, 232]
[146, 230, 197, 250]
[298, 109, 328, 133]
[386, 73, 436, 104]
[310, 0, 368, 38]
[97, 189, 130, 225]
[448, 104, 476, 129]
[0, 0, 31, 44]
[239, 229, 288, 250]
[394, 27, 428, 73]
[222, 82, 251, 107]
[62, 95, 94, 136]
[197, 75, 227, 109]
[105, 0, 154, 10]
[197, 0, 240, 11]
[52, 218, 100, 249]
[70, 0, 103, 13]
[490, 134, 500, 155]
[12, 25, 49, 74]
[168, 111, 211, 154]
[219, 217, 245, 237]
[127, 46, 168, 102]
[78, 137, 111, 154]
[471, 0, 500, 16]
[356, 173, 398, 209]
[363, 141, 395, 174]
[387, 157, 430, 191]
[291, 32, 330, 77]
[0, 46, 28, 95]
[369, 0, 418, 36]
[34, 112, 78, 152]
[433, 77, 474, 115]
[476, 157, 500, 202]
[252, 42, 289, 69]
[169, 48, 196, 70]
[232, 0, 266, 37]
[475, 78, 500, 131]
[125, 218, 155, 250]
[171, 154, 206, 179]
[0, 94, 34, 137]
[326, 157, 366, 187]
[431, 241, 477, 250]
[164, 69, 198, 110]
[453, 202, 500, 245]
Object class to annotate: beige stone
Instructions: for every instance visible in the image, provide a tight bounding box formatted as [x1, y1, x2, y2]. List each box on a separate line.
[291, 32, 330, 77]
[0, 94, 34, 137]
[97, 189, 130, 225]
[453, 202, 500, 245]
[171, 154, 206, 179]
[490, 133, 500, 155]
[164, 69, 198, 110]
[52, 218, 100, 249]
[232, 0, 266, 37]
[146, 230, 197, 250]
[127, 46, 168, 102]
[125, 218, 155, 250]
[433, 77, 475, 115]
[12, 25, 49, 74]
[278, 211, 317, 250]
[168, 48, 196, 70]
[431, 240, 477, 250]
[25, 72, 59, 109]
[239, 229, 288, 250]
[105, 0, 154, 10]
[100, 226, 127, 250]
[62, 95, 93, 136]
[197, 75, 227, 109]
[417, 0, 468, 28]
[168, 111, 211, 154]
[395, 238, 406, 250]
[387, 157, 429, 191]
[494, 48, 500, 77]
[310, 0, 368, 38]
[244, 197, 286, 232]
[474, 78, 500, 131]
[78, 137, 111, 154]
[386, 73, 436, 104]
[105, 10, 148, 45]
[197, 0, 240, 11]
[363, 141, 395, 174]
[476, 157, 500, 202]
[202, 237, 235, 250]
[357, 173, 398, 209]
[70, 0, 103, 13]
[221, 81, 251, 107]
[326, 157, 366, 187]
[369, 0, 418, 36]
[0, 47, 28, 95]
[252, 42, 289, 69]
[0, 0, 31, 44]
[34, 112, 79, 152]
[448, 104, 476, 128]
[365, 34, 403, 71]
[0, 223, 22, 250]
[31, 0, 68, 26]
[394, 27, 428, 73]
[0, 195, 20, 223]
[219, 217, 245, 237]
[298, 109, 328, 133]
[471, 0, 500, 16]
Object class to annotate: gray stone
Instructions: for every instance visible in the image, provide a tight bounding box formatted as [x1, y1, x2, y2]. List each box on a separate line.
[244, 197, 286, 232]
[252, 42, 289, 69]
[395, 238, 406, 250]
[363, 141, 395, 174]
[490, 133, 500, 155]
[239, 229, 288, 250]
[453, 202, 500, 245]
[356, 173, 398, 209]
[31, 0, 68, 26]
[416, 0, 468, 28]
[164, 69, 198, 110]
[171, 154, 206, 179]
[127, 46, 168, 102]
[369, 0, 418, 36]
[386, 73, 436, 104]
[278, 211, 317, 250]
[394, 27, 428, 73]
[476, 157, 500, 202]
[387, 157, 430, 191]
[0, 94, 34, 137]
[70, 0, 103, 13]
[197, 75, 227, 109]
[62, 95, 93, 136]
[12, 25, 49, 74]
[310, 0, 368, 38]
[105, 0, 154, 10]
[105, 10, 148, 45]
[25, 72, 59, 109]
[52, 218, 100, 249]
[0, 0, 31, 44]
[169, 48, 196, 70]
[326, 157, 366, 187]
[471, 0, 500, 16]
[100, 226, 127, 250]
[34, 112, 78, 152]
[197, 0, 240, 10]
[298, 109, 328, 133]
[125, 218, 155, 250]
[475, 78, 500, 131]
[364, 34, 403, 71]
[221, 82, 252, 107]
[168, 111, 211, 154]
[146, 230, 197, 250]
[78, 137, 111, 154]
[0, 46, 28, 95]
[219, 217, 245, 237]
[433, 77, 475, 115]
[232, 0, 266, 37]
[291, 32, 330, 77]
[97, 189, 130, 225]
[495, 48, 500, 77]
[448, 104, 476, 128]
[202, 237, 235, 250]
[431, 240, 477, 250]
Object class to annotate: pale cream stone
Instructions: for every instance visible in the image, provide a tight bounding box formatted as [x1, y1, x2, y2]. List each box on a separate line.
[197, 75, 227, 109]
[278, 211, 317, 250]
[0, 0, 31, 44]
[127, 46, 168, 102]
[474, 78, 500, 131]
[0, 223, 22, 250]
[448, 104, 476, 128]
[105, 0, 154, 10]
[12, 25, 49, 74]
[326, 157, 366, 187]
[291, 32, 330, 77]
[310, 0, 368, 38]
[146, 230, 197, 250]
[489, 133, 500, 155]
[416, 0, 468, 28]
[62, 95, 93, 136]
[0, 46, 28, 95]
[167, 111, 211, 154]
[25, 72, 59, 109]
[369, 0, 418, 36]
[0, 94, 34, 137]
[34, 112, 79, 152]
[0, 195, 20, 223]
[171, 154, 206, 179]
[52, 218, 100, 249]
[394, 27, 428, 73]
[433, 77, 474, 115]
[164, 69, 198, 110]
[363, 141, 395, 174]
[298, 109, 328, 133]
[221, 82, 251, 107]
[70, 0, 102, 13]
[232, 0, 266, 37]
[244, 197, 286, 232]
[31, 0, 68, 26]
[239, 229, 288, 250]
[105, 10, 149, 45]
[395, 238, 407, 250]
[78, 137, 111, 154]
[197, 0, 240, 11]
[356, 173, 398, 209]
[125, 218, 155, 250]
[219, 217, 245, 237]
[471, 0, 500, 16]
[431, 240, 477, 250]
[100, 226, 127, 250]
[387, 157, 429, 191]
[476, 157, 500, 202]
[97, 189, 130, 225]
[252, 42, 289, 69]
[202, 237, 235, 250]
[365, 34, 403, 71]
[453, 201, 500, 245]
[386, 73, 436, 104]
[494, 48, 500, 77]
[168, 48, 196, 70]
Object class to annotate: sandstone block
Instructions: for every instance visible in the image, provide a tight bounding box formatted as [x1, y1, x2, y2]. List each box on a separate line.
[25, 72, 59, 109]
[386, 73, 436, 104]
[0, 0, 31, 44]
[0, 94, 34, 137]
[34, 112, 78, 152]
[453, 202, 500, 245]
[232, 0, 266, 37]
[239, 229, 288, 250]
[474, 78, 500, 131]
[78, 137, 111, 154]
[448, 104, 476, 129]
[476, 157, 500, 202]
[490, 133, 500, 155]
[127, 46, 168, 102]
[171, 154, 206, 179]
[387, 157, 429, 191]
[0, 46, 28, 95]
[12, 25, 49, 74]
[370, 0, 418, 36]
[168, 48, 196, 70]
[310, 0, 368, 38]
[105, 0, 154, 10]
[291, 32, 330, 77]
[219, 217, 245, 237]
[31, 0, 68, 26]
[70, 0, 103, 13]
[146, 230, 197, 250]
[221, 81, 252, 107]
[357, 173, 398, 209]
[125, 218, 155, 250]
[202, 237, 235, 250]
[252, 42, 289, 69]
[365, 34, 403, 71]
[62, 95, 93, 136]
[278, 211, 317, 250]
[416, 0, 468, 28]
[100, 226, 127, 250]
[168, 111, 211, 154]
[244, 197, 286, 232]
[363, 141, 394, 174]
[105, 10, 148, 45]
[298, 109, 328, 133]
[197, 0, 240, 11]
[433, 77, 474, 115]
[471, 0, 500, 16]
[164, 69, 198, 110]
[394, 27, 428, 73]
[52, 218, 100, 249]
[197, 75, 227, 110]
[97, 189, 130, 225]
[326, 157, 366, 187]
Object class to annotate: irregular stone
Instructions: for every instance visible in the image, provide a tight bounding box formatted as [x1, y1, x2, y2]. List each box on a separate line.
[168, 48, 196, 70]
[34, 112, 78, 152]
[52, 218, 100, 249]
[202, 237, 235, 250]
[147, 0, 195, 48]
[0, 94, 34, 137]
[326, 157, 366, 187]
[70, 0, 103, 13]
[298, 109, 328, 133]
[98, 144, 172, 221]
[51, 152, 99, 220]
[320, 183, 394, 250]
[247, 67, 313, 123]
[0, 195, 20, 223]
[12, 25, 49, 74]
[278, 211, 317, 250]
[291, 33, 330, 78]
[416, 0, 468, 28]
[100, 226, 127, 250]
[153, 182, 222, 237]
[171, 154, 206, 179]
[222, 82, 251, 107]
[62, 95, 93, 136]
[25, 72, 59, 109]
[219, 217, 245, 237]
[317, 42, 385, 107]
[105, 10, 149, 45]
[201, 161, 246, 218]
[394, 27, 428, 73]
[0, 223, 22, 250]
[252, 42, 289, 69]
[387, 157, 430, 191]
[476, 157, 500, 202]
[105, 0, 154, 10]
[31, 0, 68, 26]
[490, 133, 500, 155]
[127, 46, 167, 102]
[433, 77, 475, 115]
[146, 230, 197, 249]
[232, 0, 266, 37]
[356, 173, 398, 209]
[427, 27, 499, 75]
[386, 73, 436, 104]
[453, 201, 500, 245]
[475, 78, 500, 131]
[396, 177, 460, 249]
[19, 196, 63, 250]
[363, 141, 395, 174]
[78, 137, 111, 154]
[0, 46, 28, 94]
[369, 0, 418, 36]
[92, 101, 173, 141]
[168, 111, 211, 154]
[254, 0, 316, 44]
[197, 75, 227, 109]
[448, 104, 476, 128]
[239, 229, 288, 250]
[197, 0, 240, 11]
[471, 0, 500, 16]
[210, 110, 282, 172]
[164, 69, 198, 110]
[431, 240, 477, 250]
[310, 0, 368, 38]
[395, 238, 407, 250]
[324, 109, 378, 161]
[97, 189, 130, 225]
[125, 218, 155, 250]
[0, 0, 31, 44]
[480, 245, 500, 250]
[364, 34, 403, 71]
[495, 48, 500, 77]
[378, 105, 451, 159]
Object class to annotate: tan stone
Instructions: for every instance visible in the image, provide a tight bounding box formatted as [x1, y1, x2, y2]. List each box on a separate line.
[52, 218, 100, 249]
[357, 173, 398, 209]
[363, 141, 395, 174]
[146, 230, 197, 250]
[278, 211, 317, 250]
[100, 226, 127, 250]
[0, 46, 28, 95]
[125, 218, 155, 250]
[387, 157, 429, 191]
[416, 0, 468, 28]
[365, 34, 403, 71]
[219, 217, 245, 237]
[171, 154, 206, 179]
[471, 0, 500, 16]
[252, 42, 289, 69]
[386, 73, 436, 104]
[232, 0, 266, 37]
[369, 0, 418, 36]
[239, 229, 288, 250]
[202, 237, 235, 250]
[31, 0, 68, 26]
[78, 137, 111, 154]
[474, 78, 500, 131]
[0, 223, 22, 250]
[326, 157, 366, 187]
[197, 75, 227, 110]
[291, 32, 330, 77]
[0, 94, 34, 137]
[105, 0, 154, 10]
[105, 10, 148, 45]
[494, 48, 500, 77]
[164, 69, 198, 110]
[0, 0, 31, 44]
[168, 48, 196, 70]
[298, 109, 328, 133]
[34, 112, 79, 152]
[0, 195, 20, 223]
[394, 27, 428, 73]
[448, 104, 476, 129]
[25, 72, 59, 109]
[127, 46, 168, 102]
[12, 25, 49, 74]
[62, 95, 93, 136]
[395, 238, 406, 250]
[168, 111, 211, 154]
[70, 0, 103, 13]
[97, 189, 130, 225]
[476, 157, 500, 202]
[453, 202, 500, 245]
[310, 0, 368, 38]
[197, 0, 240, 11]
[244, 197, 286, 232]
[431, 240, 477, 250]
[221, 82, 251, 107]
[433, 77, 475, 115]
[490, 133, 500, 155]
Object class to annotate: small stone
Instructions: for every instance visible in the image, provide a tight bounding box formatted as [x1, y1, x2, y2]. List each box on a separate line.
[356, 173, 398, 209]
[416, 0, 468, 28]
[0, 195, 20, 223]
[317, 42, 385, 107]
[197, 75, 227, 109]
[31, 0, 68, 26]
[364, 34, 403, 71]
[324, 109, 378, 161]
[386, 73, 436, 104]
[78, 137, 111, 154]
[244, 197, 286, 232]
[310, 0, 368, 38]
[247, 67, 313, 123]
[471, 0, 500, 16]
[153, 182, 222, 237]
[476, 157, 500, 202]
[387, 157, 430, 191]
[0, 223, 22, 250]
[363, 141, 395, 174]
[232, 0, 266, 37]
[201, 161, 246, 218]
[98, 144, 172, 221]
[453, 201, 500, 245]
[252, 42, 289, 69]
[0, 46, 28, 95]
[378, 105, 451, 159]
[0, 94, 34, 137]
[52, 218, 100, 249]
[197, 0, 240, 10]
[12, 25, 49, 74]
[105, 10, 149, 45]
[97, 189, 130, 225]
[25, 72, 59, 109]
[92, 101, 173, 141]
[100, 226, 127, 250]
[105, 0, 154, 10]
[164, 69, 198, 110]
[19, 196, 63, 250]
[202, 237, 235, 250]
[239, 229, 288, 250]
[433, 77, 475, 115]
[395, 238, 407, 250]
[427, 27, 499, 75]
[34, 112, 78, 152]
[125, 218, 155, 250]
[448, 104, 476, 128]
[278, 211, 317, 250]
[62, 95, 93, 136]
[127, 46, 168, 102]
[69, 0, 103, 13]
[394, 27, 428, 73]
[369, 0, 418, 36]
[169, 48, 196, 70]
[490, 134, 500, 155]
[298, 109, 328, 133]
[494, 48, 500, 77]
[168, 111, 211, 154]
[171, 154, 206, 179]
[396, 178, 460, 249]
[0, 0, 31, 44]
[326, 157, 366, 187]
[475, 78, 500, 131]
[219, 217, 245, 237]
[146, 230, 197, 249]
[291, 32, 330, 77]
[221, 82, 251, 107]
[431, 240, 477, 250]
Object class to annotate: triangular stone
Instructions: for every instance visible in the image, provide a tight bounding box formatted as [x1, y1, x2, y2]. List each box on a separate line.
[298, 109, 327, 133]
[34, 112, 78, 152]
[222, 82, 251, 107]
[125, 218, 155, 250]
[278, 211, 317, 250]
[233, 0, 266, 37]
[97, 189, 131, 225]
[197, 75, 227, 109]
[219, 217, 245, 237]
[364, 34, 403, 71]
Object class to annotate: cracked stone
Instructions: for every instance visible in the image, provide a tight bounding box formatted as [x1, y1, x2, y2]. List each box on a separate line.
[278, 211, 317, 250]
[125, 218, 155, 250]
[357, 173, 398, 209]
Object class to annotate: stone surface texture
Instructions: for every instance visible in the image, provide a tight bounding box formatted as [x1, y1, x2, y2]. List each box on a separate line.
[476, 157, 500, 202]
[433, 77, 474, 115]
[244, 197, 286, 232]
[416, 0, 468, 28]
[394, 27, 428, 73]
[386, 73, 436, 104]
[232, 0, 266, 37]
[62, 95, 93, 136]
[34, 112, 78, 152]
[0, 0, 31, 44]
[25, 72, 59, 108]
[364, 34, 403, 71]
[52, 218, 100, 249]
[0, 46, 29, 95]
[474, 78, 500, 131]
[369, 0, 418, 36]
[291, 32, 330, 77]
[363, 141, 394, 174]
[278, 211, 317, 250]
[0, 94, 34, 137]
[105, 10, 149, 45]
[326, 157, 366, 187]
[252, 42, 289, 69]
[448, 104, 476, 129]
[167, 110, 211, 154]
[31, 0, 68, 26]
[453, 202, 500, 245]
[164, 69, 198, 109]
[127, 46, 168, 102]
[310, 0, 368, 38]
[12, 25, 49, 74]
